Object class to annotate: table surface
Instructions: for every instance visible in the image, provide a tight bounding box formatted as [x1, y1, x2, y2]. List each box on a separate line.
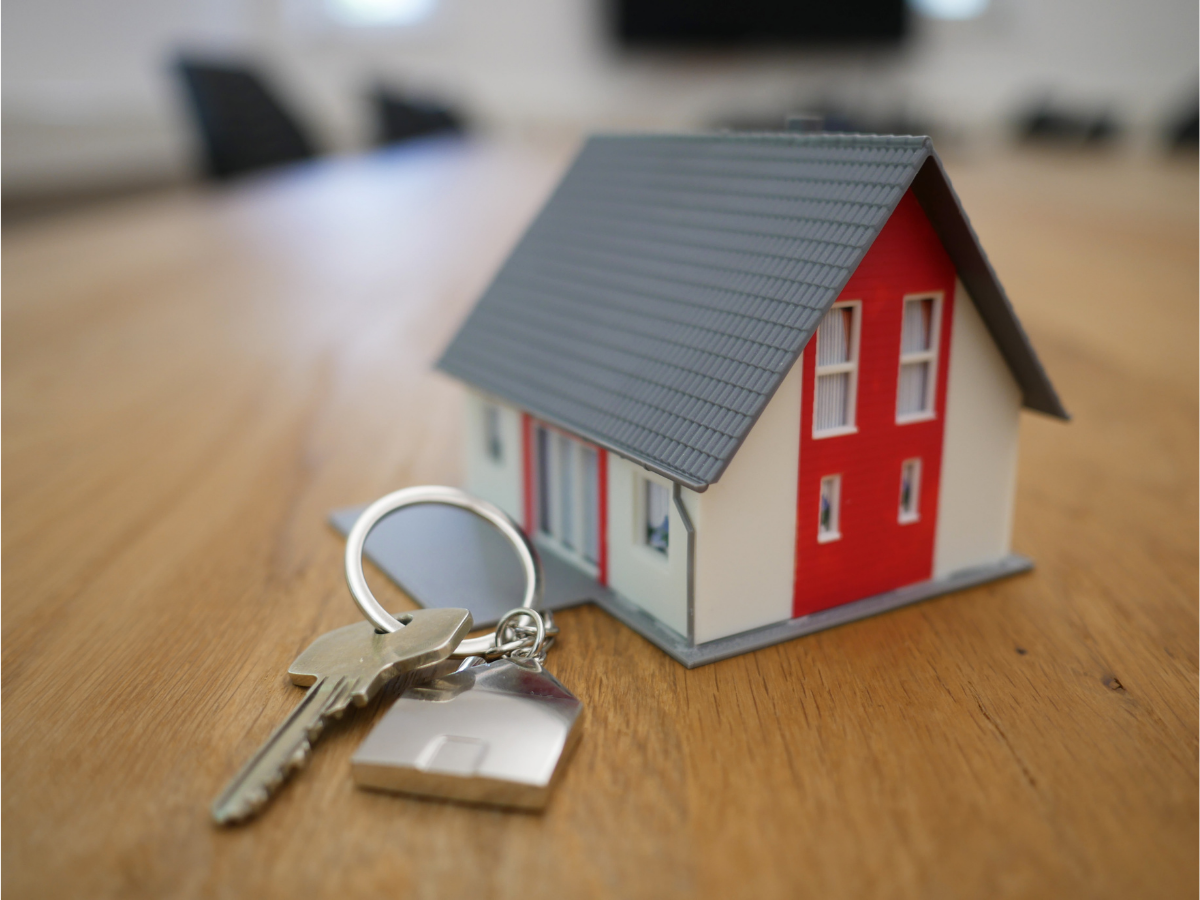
[4, 137, 1197, 899]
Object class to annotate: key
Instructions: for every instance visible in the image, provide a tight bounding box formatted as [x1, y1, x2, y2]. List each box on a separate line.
[211, 607, 472, 824]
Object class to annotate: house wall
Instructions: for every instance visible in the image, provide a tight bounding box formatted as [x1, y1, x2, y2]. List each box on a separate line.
[933, 280, 1023, 576]
[689, 362, 803, 645]
[462, 389, 524, 525]
[606, 457, 691, 638]
[793, 189, 958, 617]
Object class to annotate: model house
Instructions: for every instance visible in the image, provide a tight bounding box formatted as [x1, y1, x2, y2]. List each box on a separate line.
[437, 133, 1067, 665]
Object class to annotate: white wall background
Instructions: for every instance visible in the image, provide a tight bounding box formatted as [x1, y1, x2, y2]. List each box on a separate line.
[3, 0, 1196, 194]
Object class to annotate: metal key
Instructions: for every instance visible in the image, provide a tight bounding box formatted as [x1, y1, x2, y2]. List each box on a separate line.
[211, 607, 472, 824]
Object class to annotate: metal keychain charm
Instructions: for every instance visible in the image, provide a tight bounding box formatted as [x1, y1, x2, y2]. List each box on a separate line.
[344, 486, 583, 810]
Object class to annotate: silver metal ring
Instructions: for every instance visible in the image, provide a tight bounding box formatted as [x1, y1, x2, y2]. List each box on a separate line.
[344, 485, 542, 654]
[495, 608, 546, 659]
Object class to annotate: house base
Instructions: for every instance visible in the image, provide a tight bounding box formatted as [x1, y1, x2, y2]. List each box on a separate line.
[596, 554, 1033, 668]
[330, 504, 1032, 667]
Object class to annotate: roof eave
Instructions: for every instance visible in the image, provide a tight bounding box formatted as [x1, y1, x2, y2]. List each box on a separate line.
[436, 368, 714, 491]
[910, 153, 1070, 421]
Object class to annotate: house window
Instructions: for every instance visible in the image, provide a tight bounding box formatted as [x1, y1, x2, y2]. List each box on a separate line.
[814, 303, 860, 436]
[899, 458, 922, 523]
[534, 424, 600, 566]
[817, 475, 842, 542]
[643, 479, 670, 555]
[897, 295, 941, 421]
[483, 403, 503, 462]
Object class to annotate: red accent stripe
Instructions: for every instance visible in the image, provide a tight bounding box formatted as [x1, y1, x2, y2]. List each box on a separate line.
[597, 448, 609, 585]
[521, 412, 535, 533]
[792, 189, 955, 617]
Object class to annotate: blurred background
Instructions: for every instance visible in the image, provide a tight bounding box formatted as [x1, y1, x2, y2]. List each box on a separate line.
[3, 0, 1197, 218]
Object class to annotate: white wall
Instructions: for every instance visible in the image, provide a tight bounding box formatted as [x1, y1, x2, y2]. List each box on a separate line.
[606, 458, 690, 638]
[4, 0, 1196, 194]
[462, 390, 524, 526]
[933, 280, 1023, 577]
[690, 360, 802, 644]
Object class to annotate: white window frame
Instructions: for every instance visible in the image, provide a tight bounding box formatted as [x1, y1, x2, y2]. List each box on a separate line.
[533, 422, 600, 574]
[813, 300, 862, 439]
[637, 475, 671, 560]
[899, 457, 922, 524]
[817, 474, 842, 543]
[896, 293, 943, 424]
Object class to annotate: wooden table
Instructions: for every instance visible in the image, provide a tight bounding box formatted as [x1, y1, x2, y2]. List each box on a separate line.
[4, 137, 1196, 899]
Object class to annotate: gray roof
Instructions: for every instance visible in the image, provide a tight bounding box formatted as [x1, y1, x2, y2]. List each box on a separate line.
[438, 133, 1067, 491]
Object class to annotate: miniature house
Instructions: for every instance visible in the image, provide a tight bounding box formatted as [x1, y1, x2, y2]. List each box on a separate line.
[437, 133, 1067, 667]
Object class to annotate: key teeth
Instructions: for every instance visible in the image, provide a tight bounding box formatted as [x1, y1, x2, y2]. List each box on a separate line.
[214, 784, 271, 824]
[287, 743, 311, 771]
[244, 786, 270, 816]
[214, 737, 314, 825]
[211, 666, 412, 824]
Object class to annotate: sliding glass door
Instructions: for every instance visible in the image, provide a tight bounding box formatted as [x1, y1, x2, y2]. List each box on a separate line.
[534, 423, 601, 571]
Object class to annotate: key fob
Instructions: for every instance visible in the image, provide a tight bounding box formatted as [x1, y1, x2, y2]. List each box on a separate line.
[351, 657, 583, 810]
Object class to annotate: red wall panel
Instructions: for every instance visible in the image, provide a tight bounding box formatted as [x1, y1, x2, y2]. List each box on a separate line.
[793, 189, 957, 617]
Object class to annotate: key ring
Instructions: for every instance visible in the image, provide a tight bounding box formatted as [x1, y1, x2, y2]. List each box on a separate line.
[495, 607, 546, 660]
[343, 485, 544, 658]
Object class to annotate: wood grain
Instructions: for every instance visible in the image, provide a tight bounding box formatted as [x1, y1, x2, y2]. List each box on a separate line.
[3, 137, 1196, 899]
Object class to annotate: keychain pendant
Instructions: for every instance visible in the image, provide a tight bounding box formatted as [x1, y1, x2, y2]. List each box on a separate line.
[352, 657, 583, 810]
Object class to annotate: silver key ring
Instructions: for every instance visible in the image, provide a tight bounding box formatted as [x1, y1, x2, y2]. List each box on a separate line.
[344, 485, 543, 657]
[495, 607, 546, 659]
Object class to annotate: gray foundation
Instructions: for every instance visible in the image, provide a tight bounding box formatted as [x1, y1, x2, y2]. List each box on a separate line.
[331, 504, 1032, 668]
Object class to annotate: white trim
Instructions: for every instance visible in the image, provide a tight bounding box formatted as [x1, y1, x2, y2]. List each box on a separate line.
[811, 424, 858, 439]
[817, 474, 842, 542]
[896, 292, 943, 424]
[813, 300, 862, 438]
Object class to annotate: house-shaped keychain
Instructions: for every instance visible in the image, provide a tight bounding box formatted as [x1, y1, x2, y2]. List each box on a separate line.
[427, 133, 1069, 666]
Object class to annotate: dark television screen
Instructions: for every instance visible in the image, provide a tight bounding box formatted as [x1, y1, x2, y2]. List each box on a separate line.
[615, 0, 907, 45]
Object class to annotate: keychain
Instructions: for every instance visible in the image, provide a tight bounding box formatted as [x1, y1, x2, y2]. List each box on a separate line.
[211, 485, 580, 824]
[342, 485, 583, 811]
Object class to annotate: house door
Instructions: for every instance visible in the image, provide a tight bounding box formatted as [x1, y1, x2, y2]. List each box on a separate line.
[530, 421, 604, 578]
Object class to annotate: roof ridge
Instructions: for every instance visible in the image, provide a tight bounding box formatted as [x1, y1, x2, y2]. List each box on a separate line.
[593, 132, 932, 147]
